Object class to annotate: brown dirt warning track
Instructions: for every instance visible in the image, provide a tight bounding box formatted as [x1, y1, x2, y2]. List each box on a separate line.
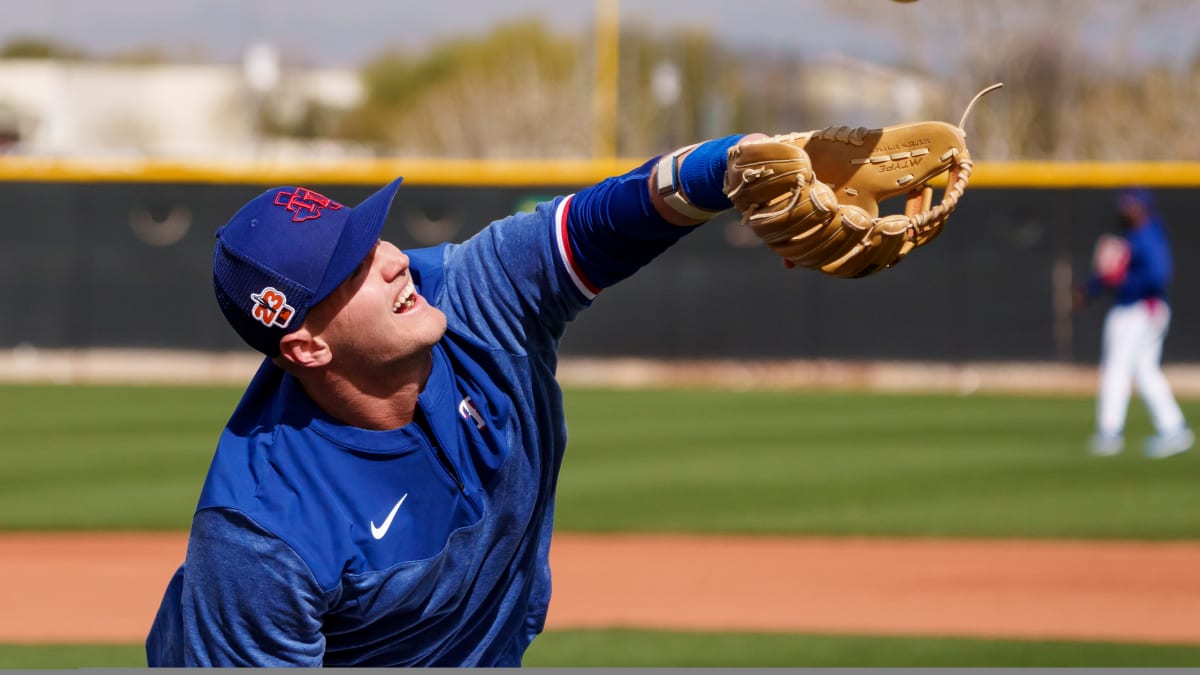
[2, 532, 1200, 645]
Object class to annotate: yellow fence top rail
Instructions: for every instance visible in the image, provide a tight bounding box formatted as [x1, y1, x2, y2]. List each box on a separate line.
[2, 156, 1200, 188]
[0, 156, 639, 186]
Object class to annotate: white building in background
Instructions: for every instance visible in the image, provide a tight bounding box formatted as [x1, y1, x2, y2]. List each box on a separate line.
[793, 53, 947, 129]
[0, 57, 366, 159]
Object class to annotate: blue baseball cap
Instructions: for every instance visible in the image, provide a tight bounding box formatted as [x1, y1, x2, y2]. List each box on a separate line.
[1117, 186, 1155, 212]
[213, 178, 404, 356]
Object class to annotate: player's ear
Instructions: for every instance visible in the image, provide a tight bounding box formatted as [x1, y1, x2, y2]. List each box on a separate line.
[278, 327, 332, 368]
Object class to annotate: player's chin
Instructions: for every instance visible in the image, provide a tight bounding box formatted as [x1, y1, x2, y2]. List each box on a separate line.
[402, 302, 448, 344]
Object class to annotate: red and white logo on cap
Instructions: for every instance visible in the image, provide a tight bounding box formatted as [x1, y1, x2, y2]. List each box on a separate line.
[274, 188, 343, 222]
[251, 287, 295, 328]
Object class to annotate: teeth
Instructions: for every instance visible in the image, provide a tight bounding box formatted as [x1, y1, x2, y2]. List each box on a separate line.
[393, 283, 416, 313]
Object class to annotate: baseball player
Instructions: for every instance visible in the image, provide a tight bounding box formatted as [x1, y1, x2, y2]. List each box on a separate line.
[144, 89, 990, 665]
[145, 133, 757, 667]
[1074, 187, 1193, 458]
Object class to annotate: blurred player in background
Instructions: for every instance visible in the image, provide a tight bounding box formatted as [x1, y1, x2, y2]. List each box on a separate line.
[1073, 187, 1193, 458]
[145, 133, 761, 667]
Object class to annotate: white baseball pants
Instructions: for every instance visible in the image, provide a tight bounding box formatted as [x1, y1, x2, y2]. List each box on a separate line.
[1097, 299, 1186, 436]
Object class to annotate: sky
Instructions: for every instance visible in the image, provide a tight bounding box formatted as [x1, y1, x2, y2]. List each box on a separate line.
[0, 0, 1196, 73]
[0, 0, 871, 66]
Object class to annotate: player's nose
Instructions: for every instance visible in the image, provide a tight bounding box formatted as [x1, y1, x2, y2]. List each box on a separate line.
[378, 241, 409, 281]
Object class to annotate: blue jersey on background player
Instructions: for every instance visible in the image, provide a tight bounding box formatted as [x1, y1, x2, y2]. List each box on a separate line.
[146, 135, 747, 666]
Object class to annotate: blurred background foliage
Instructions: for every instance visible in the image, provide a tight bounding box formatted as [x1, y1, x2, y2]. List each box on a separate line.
[0, 0, 1197, 160]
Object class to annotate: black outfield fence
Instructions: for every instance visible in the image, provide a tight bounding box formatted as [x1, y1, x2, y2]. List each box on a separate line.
[1, 160, 1196, 364]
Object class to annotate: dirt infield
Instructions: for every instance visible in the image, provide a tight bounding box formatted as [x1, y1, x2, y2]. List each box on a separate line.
[3, 532, 1200, 646]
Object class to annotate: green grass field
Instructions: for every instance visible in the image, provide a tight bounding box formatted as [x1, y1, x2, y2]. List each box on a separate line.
[3, 384, 1197, 537]
[5, 631, 1200, 668]
[2, 383, 1198, 667]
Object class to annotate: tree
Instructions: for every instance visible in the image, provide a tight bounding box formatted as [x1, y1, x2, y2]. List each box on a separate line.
[340, 20, 591, 157]
[0, 36, 85, 60]
[825, 0, 1200, 160]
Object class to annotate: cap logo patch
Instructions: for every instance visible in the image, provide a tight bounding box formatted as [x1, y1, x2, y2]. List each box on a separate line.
[273, 188, 344, 222]
[250, 287, 296, 328]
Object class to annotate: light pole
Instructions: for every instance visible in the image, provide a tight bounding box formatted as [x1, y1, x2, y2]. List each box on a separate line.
[243, 42, 280, 159]
[593, 0, 619, 158]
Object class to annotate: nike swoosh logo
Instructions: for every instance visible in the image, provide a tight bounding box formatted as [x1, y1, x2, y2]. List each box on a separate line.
[370, 493, 408, 540]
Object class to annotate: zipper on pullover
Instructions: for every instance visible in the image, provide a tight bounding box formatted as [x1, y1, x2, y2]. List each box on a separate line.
[417, 406, 465, 493]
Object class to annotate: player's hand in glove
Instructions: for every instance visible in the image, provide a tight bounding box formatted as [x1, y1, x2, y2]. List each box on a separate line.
[723, 83, 1003, 278]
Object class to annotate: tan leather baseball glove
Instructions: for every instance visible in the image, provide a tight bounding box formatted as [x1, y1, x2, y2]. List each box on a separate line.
[723, 83, 1003, 278]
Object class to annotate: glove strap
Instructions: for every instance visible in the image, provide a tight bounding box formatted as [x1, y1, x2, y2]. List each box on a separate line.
[655, 144, 723, 221]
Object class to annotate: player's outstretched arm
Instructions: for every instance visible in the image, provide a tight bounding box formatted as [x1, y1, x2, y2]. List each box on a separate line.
[435, 135, 753, 353]
[561, 134, 747, 292]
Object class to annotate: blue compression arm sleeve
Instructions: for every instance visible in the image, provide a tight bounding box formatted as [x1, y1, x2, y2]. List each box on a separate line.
[676, 134, 742, 211]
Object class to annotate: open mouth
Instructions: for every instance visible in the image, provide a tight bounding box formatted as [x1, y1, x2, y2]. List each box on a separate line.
[393, 283, 418, 314]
